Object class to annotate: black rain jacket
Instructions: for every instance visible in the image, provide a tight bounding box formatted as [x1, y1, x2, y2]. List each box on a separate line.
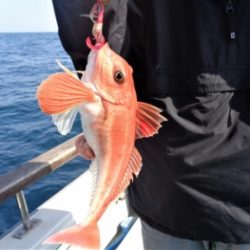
[53, 0, 250, 243]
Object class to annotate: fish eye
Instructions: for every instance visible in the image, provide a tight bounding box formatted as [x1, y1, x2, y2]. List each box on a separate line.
[114, 70, 125, 84]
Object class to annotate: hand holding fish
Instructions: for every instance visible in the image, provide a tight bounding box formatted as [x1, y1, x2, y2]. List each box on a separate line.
[76, 134, 95, 160]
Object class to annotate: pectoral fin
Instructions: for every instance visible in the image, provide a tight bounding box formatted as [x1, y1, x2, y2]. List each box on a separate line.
[136, 102, 167, 139]
[37, 73, 95, 114]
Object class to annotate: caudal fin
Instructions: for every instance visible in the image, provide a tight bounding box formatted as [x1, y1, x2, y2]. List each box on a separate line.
[44, 222, 100, 250]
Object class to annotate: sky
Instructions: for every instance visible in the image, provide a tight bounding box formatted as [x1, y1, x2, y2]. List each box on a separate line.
[0, 0, 58, 32]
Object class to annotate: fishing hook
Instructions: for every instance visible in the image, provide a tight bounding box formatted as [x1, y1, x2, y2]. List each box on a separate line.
[83, 1, 105, 50]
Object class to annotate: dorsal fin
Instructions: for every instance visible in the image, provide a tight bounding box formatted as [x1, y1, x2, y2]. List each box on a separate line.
[114, 147, 142, 199]
[136, 102, 167, 139]
[37, 72, 95, 114]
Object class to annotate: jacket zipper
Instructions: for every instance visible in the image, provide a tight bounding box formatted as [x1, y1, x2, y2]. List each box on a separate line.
[225, 0, 236, 40]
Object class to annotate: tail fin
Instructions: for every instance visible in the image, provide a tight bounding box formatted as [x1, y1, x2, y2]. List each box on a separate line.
[44, 222, 100, 250]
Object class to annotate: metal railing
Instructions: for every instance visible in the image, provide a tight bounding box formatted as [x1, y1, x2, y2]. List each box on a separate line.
[0, 133, 82, 238]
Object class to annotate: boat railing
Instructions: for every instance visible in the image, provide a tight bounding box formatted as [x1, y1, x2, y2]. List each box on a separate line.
[0, 133, 82, 238]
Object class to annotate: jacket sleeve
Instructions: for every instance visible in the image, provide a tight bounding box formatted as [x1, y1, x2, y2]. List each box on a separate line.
[52, 0, 131, 70]
[52, 0, 95, 70]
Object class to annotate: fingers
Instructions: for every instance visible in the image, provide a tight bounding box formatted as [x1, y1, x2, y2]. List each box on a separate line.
[75, 135, 95, 160]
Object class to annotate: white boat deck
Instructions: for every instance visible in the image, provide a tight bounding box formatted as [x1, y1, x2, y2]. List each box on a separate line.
[0, 170, 142, 250]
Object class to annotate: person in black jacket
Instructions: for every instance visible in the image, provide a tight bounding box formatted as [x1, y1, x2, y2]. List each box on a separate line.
[52, 0, 250, 249]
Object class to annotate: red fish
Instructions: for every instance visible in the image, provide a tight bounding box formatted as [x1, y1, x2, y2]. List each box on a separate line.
[37, 42, 166, 249]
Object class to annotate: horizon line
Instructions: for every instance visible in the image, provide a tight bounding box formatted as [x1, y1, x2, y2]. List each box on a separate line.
[0, 31, 58, 33]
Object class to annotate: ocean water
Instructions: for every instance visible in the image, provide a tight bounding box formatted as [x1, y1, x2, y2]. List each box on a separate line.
[0, 33, 90, 237]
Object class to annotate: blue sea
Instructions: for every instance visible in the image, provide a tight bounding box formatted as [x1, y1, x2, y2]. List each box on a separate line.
[0, 33, 90, 237]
